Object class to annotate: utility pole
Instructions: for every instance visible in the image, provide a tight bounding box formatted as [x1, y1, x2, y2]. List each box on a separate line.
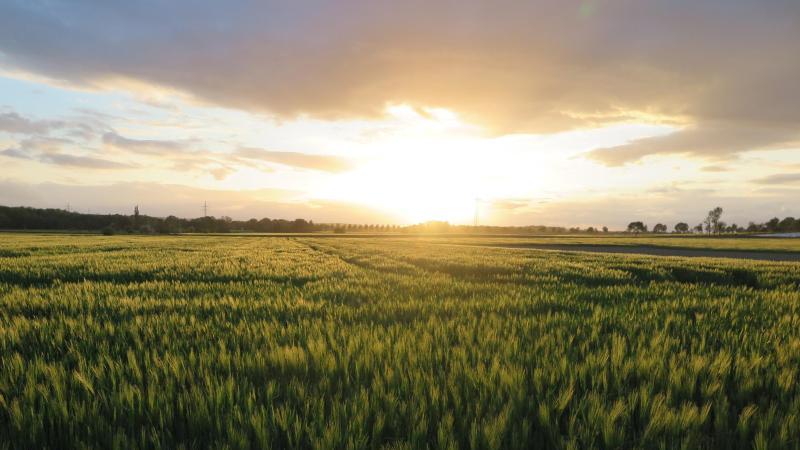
[203, 201, 208, 217]
[473, 198, 479, 227]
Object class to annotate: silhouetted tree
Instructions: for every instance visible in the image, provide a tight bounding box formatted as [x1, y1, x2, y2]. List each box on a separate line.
[627, 221, 647, 234]
[779, 217, 797, 232]
[704, 207, 723, 234]
[653, 223, 667, 233]
[674, 222, 689, 233]
[765, 217, 781, 232]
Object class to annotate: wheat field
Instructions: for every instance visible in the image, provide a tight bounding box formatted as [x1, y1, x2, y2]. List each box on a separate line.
[1, 234, 799, 449]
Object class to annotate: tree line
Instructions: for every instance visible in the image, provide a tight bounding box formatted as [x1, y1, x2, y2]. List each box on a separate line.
[0, 205, 599, 235]
[401, 221, 594, 234]
[627, 207, 800, 234]
[2, 204, 797, 235]
[0, 206, 581, 235]
[0, 206, 324, 234]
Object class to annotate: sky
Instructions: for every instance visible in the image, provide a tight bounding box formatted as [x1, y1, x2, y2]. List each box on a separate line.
[0, 0, 798, 229]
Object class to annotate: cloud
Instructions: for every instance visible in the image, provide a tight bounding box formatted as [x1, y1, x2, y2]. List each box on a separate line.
[103, 131, 349, 176]
[0, 111, 65, 135]
[102, 131, 184, 155]
[489, 198, 531, 211]
[209, 166, 234, 180]
[700, 165, 731, 173]
[752, 173, 800, 185]
[0, 131, 134, 169]
[0, 0, 798, 160]
[103, 131, 235, 176]
[585, 125, 798, 165]
[39, 153, 133, 169]
[0, 109, 109, 141]
[0, 145, 133, 169]
[236, 147, 354, 173]
[0, 148, 31, 159]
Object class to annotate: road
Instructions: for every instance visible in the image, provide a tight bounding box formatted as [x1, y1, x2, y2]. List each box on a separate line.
[479, 243, 800, 262]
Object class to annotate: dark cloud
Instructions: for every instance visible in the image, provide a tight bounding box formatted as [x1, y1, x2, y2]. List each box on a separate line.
[236, 148, 354, 173]
[752, 173, 800, 185]
[0, 0, 798, 162]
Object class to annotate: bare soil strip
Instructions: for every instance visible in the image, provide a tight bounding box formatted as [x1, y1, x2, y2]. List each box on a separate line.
[479, 243, 800, 262]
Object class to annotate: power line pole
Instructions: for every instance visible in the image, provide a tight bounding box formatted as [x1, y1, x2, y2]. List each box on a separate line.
[203, 201, 208, 217]
[474, 198, 479, 227]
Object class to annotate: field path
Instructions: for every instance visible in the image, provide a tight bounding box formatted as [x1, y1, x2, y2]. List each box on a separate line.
[470, 243, 800, 262]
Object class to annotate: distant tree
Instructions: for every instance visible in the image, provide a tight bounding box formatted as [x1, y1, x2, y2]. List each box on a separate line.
[779, 217, 797, 232]
[674, 222, 689, 233]
[694, 223, 704, 233]
[627, 221, 647, 234]
[292, 218, 311, 232]
[704, 207, 723, 234]
[586, 226, 596, 233]
[161, 215, 181, 234]
[653, 223, 667, 233]
[602, 226, 608, 233]
[765, 217, 780, 232]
